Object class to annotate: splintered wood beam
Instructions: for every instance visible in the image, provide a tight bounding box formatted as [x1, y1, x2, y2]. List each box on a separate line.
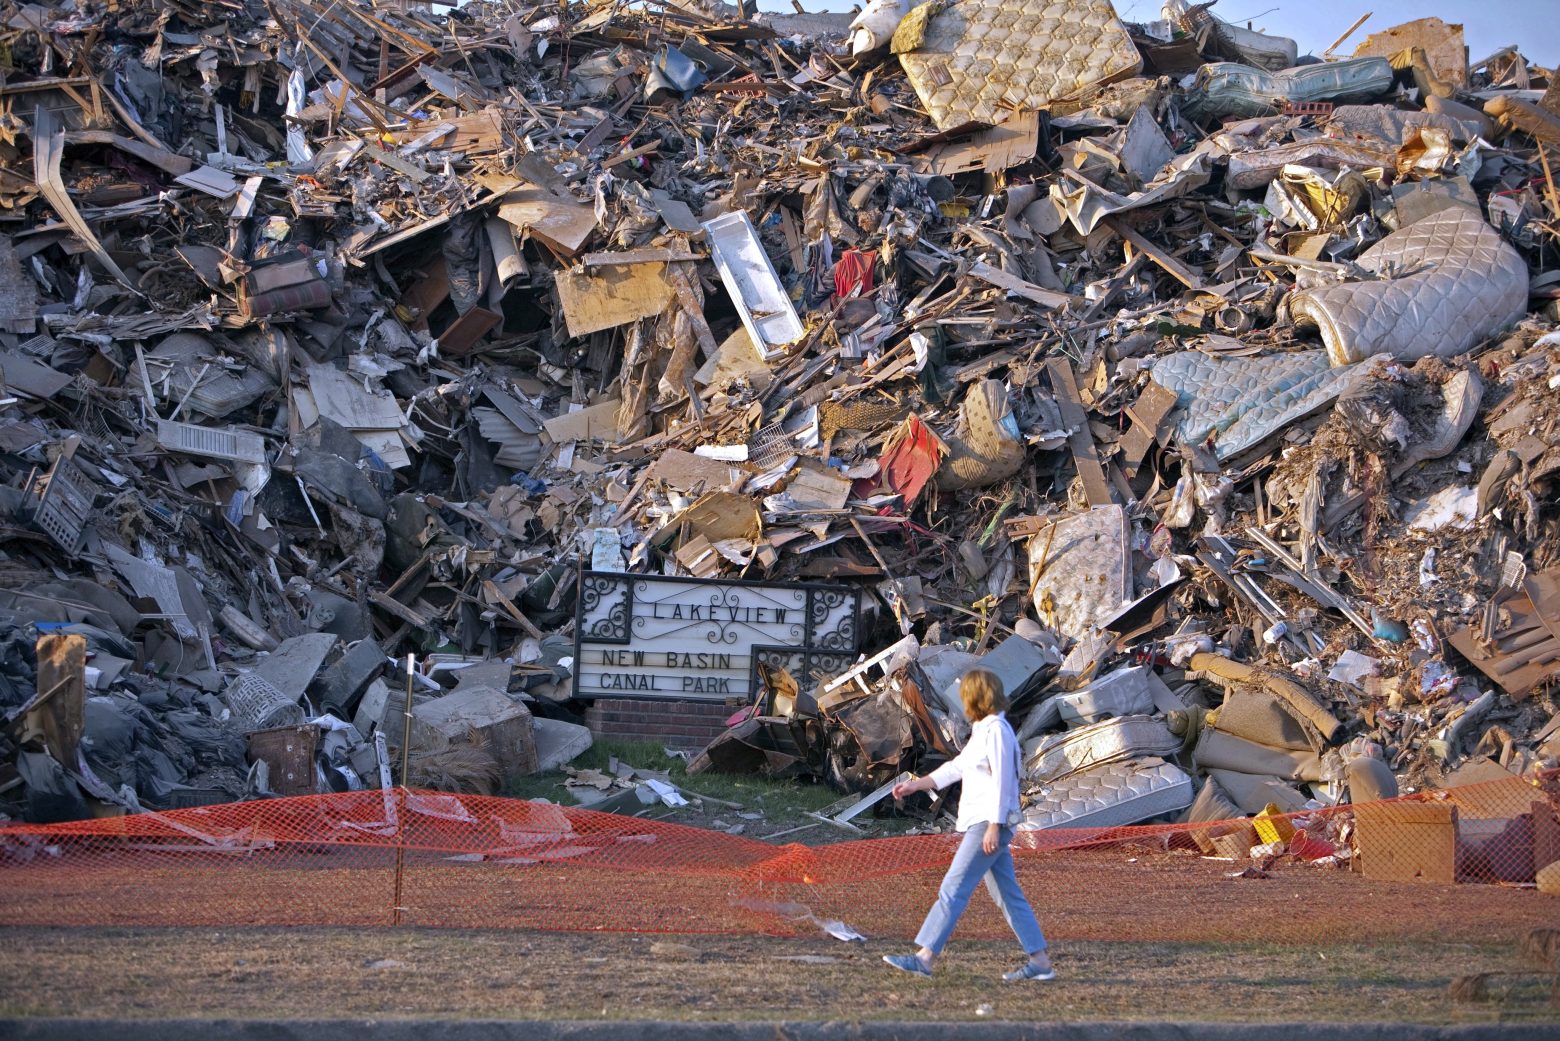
[1046, 356, 1113, 507]
[1104, 216, 1206, 290]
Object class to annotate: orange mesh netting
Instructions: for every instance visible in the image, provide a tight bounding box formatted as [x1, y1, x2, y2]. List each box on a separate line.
[1, 771, 1555, 944]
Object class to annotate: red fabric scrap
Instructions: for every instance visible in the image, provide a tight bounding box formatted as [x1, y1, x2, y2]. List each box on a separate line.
[874, 415, 944, 507]
[833, 249, 877, 301]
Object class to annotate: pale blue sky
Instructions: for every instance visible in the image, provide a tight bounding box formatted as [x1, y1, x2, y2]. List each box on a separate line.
[759, 0, 1558, 66]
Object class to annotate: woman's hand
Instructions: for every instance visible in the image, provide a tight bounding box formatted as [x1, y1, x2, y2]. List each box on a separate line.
[982, 822, 1000, 855]
[892, 775, 932, 800]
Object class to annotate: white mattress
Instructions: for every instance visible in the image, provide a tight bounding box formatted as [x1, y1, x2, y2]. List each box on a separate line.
[1290, 206, 1529, 368]
[1151, 349, 1369, 462]
[1017, 756, 1194, 831]
[1023, 714, 1183, 784]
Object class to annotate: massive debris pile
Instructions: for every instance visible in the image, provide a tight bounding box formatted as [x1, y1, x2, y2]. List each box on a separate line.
[0, 0, 1556, 875]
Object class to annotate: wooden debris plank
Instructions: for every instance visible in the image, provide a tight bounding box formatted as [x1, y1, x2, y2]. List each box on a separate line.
[1104, 216, 1206, 290]
[482, 579, 545, 640]
[359, 141, 432, 183]
[1046, 357, 1113, 507]
[370, 590, 432, 628]
[602, 142, 658, 169]
[968, 260, 1080, 309]
[1118, 380, 1181, 476]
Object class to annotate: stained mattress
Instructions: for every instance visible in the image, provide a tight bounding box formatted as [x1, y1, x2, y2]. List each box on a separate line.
[897, 0, 1141, 130]
[1017, 756, 1193, 831]
[936, 379, 1025, 490]
[1023, 714, 1183, 785]
[1291, 206, 1529, 367]
[1326, 104, 1484, 147]
[1149, 349, 1369, 461]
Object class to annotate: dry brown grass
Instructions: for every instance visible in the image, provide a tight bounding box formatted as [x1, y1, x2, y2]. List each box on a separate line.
[2, 927, 1558, 1024]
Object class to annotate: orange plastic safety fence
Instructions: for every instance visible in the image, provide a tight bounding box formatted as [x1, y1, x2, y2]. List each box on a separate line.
[0, 772, 1554, 944]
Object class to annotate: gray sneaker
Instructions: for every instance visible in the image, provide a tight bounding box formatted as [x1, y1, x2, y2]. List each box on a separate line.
[1003, 961, 1057, 981]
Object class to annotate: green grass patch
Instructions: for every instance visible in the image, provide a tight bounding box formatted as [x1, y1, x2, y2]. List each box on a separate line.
[504, 737, 899, 838]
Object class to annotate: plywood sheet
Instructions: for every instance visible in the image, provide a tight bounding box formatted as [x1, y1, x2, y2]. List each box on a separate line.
[1353, 17, 1468, 88]
[542, 398, 624, 443]
[498, 188, 598, 257]
[554, 262, 674, 337]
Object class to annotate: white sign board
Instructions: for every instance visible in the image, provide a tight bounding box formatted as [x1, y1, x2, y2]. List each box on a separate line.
[573, 572, 860, 702]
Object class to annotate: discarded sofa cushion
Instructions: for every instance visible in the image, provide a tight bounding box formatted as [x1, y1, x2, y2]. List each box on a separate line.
[896, 0, 1141, 130]
[1290, 207, 1528, 367]
[1484, 94, 1560, 148]
[1183, 773, 1239, 826]
[1208, 687, 1316, 754]
[1150, 349, 1369, 462]
[1424, 95, 1495, 138]
[935, 380, 1025, 490]
[1206, 769, 1309, 816]
[1345, 755, 1399, 803]
[1189, 652, 1344, 747]
[1023, 714, 1183, 785]
[1194, 728, 1327, 784]
[1018, 755, 1193, 831]
[1181, 774, 1256, 855]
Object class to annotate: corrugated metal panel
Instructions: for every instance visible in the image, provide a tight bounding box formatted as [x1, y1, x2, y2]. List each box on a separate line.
[156, 419, 267, 464]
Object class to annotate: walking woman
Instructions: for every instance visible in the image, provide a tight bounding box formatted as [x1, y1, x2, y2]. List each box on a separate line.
[882, 667, 1055, 981]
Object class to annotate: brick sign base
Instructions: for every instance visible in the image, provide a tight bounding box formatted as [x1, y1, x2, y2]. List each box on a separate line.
[584, 697, 737, 751]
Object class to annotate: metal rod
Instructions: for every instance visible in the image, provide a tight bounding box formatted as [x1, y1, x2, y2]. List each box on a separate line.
[392, 653, 414, 926]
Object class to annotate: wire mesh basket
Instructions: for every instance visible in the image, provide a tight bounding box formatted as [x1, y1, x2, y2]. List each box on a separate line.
[223, 674, 305, 731]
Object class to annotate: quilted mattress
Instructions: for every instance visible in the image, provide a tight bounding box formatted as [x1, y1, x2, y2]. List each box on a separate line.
[1149, 349, 1369, 461]
[1182, 58, 1394, 121]
[1291, 207, 1529, 367]
[898, 0, 1141, 130]
[1017, 665, 1174, 740]
[1017, 756, 1194, 831]
[1023, 714, 1183, 785]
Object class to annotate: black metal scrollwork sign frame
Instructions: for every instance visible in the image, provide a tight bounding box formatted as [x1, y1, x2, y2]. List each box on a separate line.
[572, 568, 861, 703]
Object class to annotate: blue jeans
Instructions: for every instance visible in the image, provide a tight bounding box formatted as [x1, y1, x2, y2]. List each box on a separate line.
[915, 824, 1047, 956]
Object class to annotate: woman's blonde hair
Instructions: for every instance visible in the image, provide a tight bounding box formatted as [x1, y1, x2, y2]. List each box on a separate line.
[959, 668, 1008, 721]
